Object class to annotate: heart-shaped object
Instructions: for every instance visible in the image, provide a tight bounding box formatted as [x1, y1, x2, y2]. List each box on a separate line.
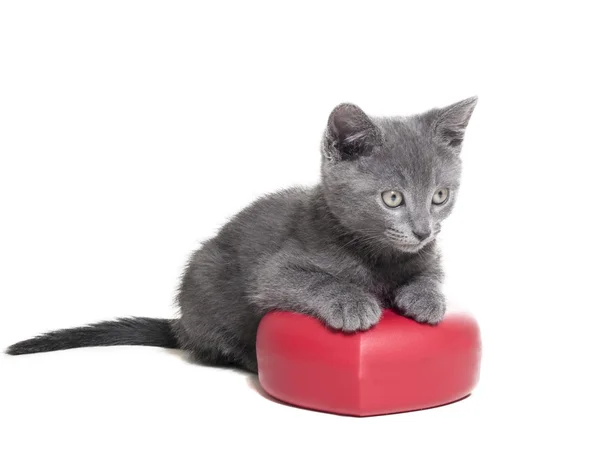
[256, 308, 481, 416]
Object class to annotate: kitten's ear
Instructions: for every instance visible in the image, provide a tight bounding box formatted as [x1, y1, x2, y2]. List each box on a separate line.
[432, 96, 478, 152]
[324, 103, 381, 161]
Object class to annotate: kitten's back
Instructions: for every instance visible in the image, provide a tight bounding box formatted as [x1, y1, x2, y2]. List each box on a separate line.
[219, 186, 313, 256]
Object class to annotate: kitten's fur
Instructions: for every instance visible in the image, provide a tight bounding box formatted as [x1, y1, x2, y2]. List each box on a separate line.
[7, 98, 477, 373]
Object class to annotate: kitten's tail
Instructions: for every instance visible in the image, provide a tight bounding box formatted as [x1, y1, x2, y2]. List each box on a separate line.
[5, 317, 179, 355]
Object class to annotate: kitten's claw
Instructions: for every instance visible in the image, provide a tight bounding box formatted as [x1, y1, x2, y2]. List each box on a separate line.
[321, 294, 382, 332]
[394, 285, 446, 324]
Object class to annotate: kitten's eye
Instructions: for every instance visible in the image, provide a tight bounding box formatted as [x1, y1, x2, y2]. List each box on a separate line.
[432, 188, 449, 205]
[382, 190, 404, 208]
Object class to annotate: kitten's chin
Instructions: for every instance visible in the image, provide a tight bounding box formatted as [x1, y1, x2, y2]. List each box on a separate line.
[393, 243, 423, 254]
[390, 239, 434, 254]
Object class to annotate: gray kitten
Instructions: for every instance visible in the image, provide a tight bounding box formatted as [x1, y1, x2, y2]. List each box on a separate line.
[7, 98, 478, 373]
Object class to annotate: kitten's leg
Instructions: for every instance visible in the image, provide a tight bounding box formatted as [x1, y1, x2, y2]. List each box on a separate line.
[175, 318, 259, 373]
[176, 240, 261, 373]
[253, 259, 382, 332]
[393, 274, 446, 324]
[190, 345, 258, 374]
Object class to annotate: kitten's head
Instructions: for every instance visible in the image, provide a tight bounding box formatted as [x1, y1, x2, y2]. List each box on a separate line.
[320, 97, 477, 253]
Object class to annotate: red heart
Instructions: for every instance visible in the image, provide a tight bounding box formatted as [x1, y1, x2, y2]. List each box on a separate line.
[256, 307, 481, 416]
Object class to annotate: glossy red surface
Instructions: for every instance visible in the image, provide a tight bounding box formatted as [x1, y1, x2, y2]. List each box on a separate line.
[256, 308, 481, 416]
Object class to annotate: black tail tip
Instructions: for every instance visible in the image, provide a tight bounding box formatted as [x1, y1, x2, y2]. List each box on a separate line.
[6, 346, 22, 355]
[5, 335, 57, 355]
[5, 341, 38, 356]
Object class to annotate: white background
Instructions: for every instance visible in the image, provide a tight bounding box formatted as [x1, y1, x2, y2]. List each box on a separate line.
[1, 1, 598, 448]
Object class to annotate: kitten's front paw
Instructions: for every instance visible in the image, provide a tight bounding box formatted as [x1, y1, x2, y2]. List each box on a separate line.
[394, 284, 446, 324]
[320, 293, 382, 332]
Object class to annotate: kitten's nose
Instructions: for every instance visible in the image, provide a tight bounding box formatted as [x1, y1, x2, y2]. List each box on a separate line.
[412, 229, 431, 241]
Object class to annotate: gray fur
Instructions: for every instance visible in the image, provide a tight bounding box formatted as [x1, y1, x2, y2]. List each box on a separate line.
[7, 98, 477, 374]
[175, 97, 477, 372]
